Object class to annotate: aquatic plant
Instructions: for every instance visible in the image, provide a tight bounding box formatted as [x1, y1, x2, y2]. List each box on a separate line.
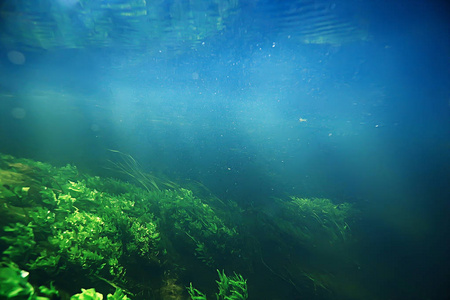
[0, 261, 129, 300]
[215, 270, 248, 300]
[48, 210, 123, 273]
[250, 196, 357, 296]
[291, 197, 354, 242]
[125, 218, 161, 262]
[106, 288, 130, 300]
[259, 196, 355, 248]
[157, 188, 239, 267]
[38, 281, 59, 298]
[187, 283, 207, 300]
[0, 153, 244, 298]
[106, 149, 164, 192]
[1, 222, 36, 262]
[71, 288, 104, 300]
[187, 270, 248, 300]
[0, 262, 58, 300]
[2, 152, 360, 299]
[0, 262, 36, 299]
[70, 287, 131, 300]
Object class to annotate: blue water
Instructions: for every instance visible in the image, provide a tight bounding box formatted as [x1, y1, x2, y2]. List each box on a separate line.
[0, 0, 449, 299]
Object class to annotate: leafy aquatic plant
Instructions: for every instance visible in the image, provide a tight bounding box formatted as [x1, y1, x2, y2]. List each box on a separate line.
[106, 288, 130, 300]
[0, 262, 58, 300]
[156, 188, 239, 267]
[70, 287, 132, 300]
[187, 270, 248, 300]
[70, 288, 103, 300]
[187, 283, 207, 300]
[38, 282, 59, 298]
[215, 269, 248, 300]
[1, 152, 239, 296]
[1, 150, 364, 299]
[0, 262, 129, 300]
[126, 219, 160, 259]
[0, 262, 36, 299]
[1, 222, 36, 262]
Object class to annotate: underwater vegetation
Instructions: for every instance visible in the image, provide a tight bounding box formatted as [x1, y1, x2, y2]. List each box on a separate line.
[0, 152, 357, 299]
[188, 270, 247, 300]
[105, 150, 178, 192]
[0, 261, 129, 300]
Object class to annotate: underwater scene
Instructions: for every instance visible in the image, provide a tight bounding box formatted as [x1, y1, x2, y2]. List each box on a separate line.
[0, 0, 449, 299]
